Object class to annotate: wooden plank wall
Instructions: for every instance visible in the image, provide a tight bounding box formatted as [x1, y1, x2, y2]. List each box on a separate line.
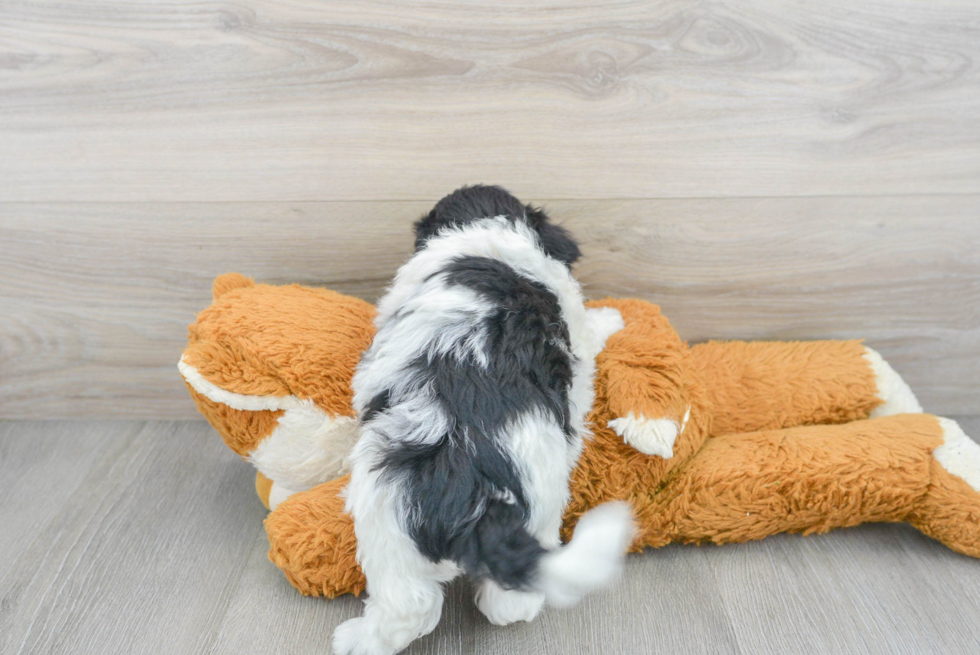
[1, 1, 978, 418]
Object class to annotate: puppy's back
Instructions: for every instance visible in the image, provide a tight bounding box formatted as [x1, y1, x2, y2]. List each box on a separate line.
[350, 190, 632, 604]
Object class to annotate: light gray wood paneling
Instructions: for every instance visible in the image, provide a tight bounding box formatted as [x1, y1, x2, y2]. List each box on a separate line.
[2, 198, 977, 419]
[1, 0, 978, 201]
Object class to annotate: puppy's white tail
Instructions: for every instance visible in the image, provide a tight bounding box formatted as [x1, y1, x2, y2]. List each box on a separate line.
[536, 501, 636, 607]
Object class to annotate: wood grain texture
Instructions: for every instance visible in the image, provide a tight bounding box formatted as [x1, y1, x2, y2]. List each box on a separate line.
[0, 421, 265, 655]
[207, 538, 476, 655]
[707, 525, 980, 655]
[1, 0, 979, 201]
[0, 421, 133, 586]
[3, 418, 980, 654]
[2, 198, 978, 419]
[473, 544, 741, 655]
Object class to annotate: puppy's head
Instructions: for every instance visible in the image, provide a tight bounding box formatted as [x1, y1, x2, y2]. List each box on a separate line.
[414, 185, 581, 266]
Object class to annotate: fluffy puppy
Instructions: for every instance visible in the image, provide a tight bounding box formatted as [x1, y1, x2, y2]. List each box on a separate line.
[334, 186, 634, 655]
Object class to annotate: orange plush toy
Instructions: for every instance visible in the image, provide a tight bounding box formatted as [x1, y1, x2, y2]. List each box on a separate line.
[181, 273, 980, 598]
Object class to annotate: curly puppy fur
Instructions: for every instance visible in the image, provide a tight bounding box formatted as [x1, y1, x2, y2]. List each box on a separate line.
[334, 186, 633, 655]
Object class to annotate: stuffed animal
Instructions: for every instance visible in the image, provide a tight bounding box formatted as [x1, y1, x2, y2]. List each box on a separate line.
[181, 273, 980, 598]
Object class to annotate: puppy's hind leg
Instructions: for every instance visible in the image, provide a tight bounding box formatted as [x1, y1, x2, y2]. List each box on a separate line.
[332, 547, 451, 655]
[333, 474, 456, 655]
[473, 483, 562, 627]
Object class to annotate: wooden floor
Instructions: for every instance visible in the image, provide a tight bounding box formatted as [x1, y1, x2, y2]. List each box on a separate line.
[2, 417, 980, 655]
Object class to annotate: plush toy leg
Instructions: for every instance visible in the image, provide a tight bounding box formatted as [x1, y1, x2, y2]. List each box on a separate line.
[333, 511, 453, 655]
[863, 347, 923, 417]
[908, 418, 980, 557]
[264, 416, 980, 602]
[689, 340, 920, 437]
[627, 414, 979, 554]
[333, 571, 446, 655]
[265, 475, 366, 598]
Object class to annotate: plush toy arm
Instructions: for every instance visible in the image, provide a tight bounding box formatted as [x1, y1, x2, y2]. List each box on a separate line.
[689, 340, 921, 437]
[625, 414, 980, 558]
[589, 299, 695, 458]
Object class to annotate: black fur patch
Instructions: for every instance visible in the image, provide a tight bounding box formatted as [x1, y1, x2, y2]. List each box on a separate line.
[372, 254, 575, 587]
[413, 185, 581, 266]
[441, 256, 574, 437]
[362, 390, 390, 423]
[381, 431, 545, 588]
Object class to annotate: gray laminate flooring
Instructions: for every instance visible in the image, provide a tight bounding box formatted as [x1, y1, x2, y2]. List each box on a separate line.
[3, 418, 980, 655]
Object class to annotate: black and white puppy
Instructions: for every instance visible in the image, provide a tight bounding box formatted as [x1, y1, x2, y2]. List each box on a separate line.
[333, 186, 634, 655]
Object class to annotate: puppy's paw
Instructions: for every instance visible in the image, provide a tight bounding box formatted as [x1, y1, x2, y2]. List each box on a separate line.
[475, 581, 545, 626]
[332, 617, 369, 655]
[332, 617, 362, 655]
[332, 617, 398, 655]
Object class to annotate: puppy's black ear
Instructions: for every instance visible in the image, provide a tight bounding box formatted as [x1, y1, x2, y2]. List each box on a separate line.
[525, 205, 582, 266]
[413, 209, 440, 251]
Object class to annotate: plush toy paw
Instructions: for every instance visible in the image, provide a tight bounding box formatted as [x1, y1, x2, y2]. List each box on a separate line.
[474, 580, 545, 626]
[608, 408, 690, 458]
[935, 417, 980, 492]
[864, 347, 923, 417]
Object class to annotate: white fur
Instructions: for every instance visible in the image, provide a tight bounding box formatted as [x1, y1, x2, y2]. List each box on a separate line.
[935, 418, 980, 493]
[179, 356, 359, 495]
[609, 406, 690, 459]
[537, 501, 636, 608]
[335, 458, 459, 655]
[864, 347, 923, 417]
[583, 306, 626, 359]
[475, 580, 545, 626]
[336, 218, 632, 655]
[500, 412, 579, 545]
[248, 408, 359, 492]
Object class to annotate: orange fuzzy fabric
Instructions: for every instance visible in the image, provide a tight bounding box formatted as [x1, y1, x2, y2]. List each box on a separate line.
[181, 276, 980, 598]
[185, 273, 376, 455]
[266, 414, 978, 597]
[187, 388, 283, 457]
[266, 475, 366, 597]
[691, 339, 881, 437]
